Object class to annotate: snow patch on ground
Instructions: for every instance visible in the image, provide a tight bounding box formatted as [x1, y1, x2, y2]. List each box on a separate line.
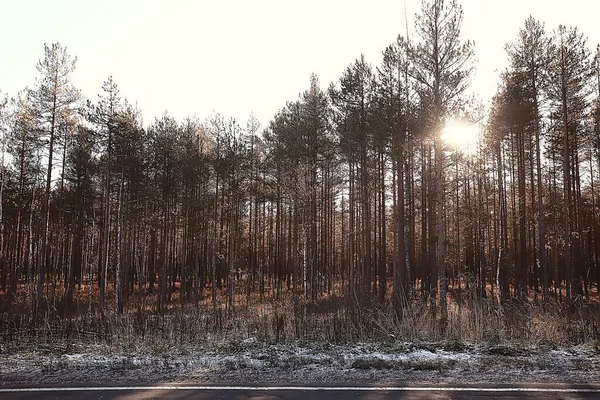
[1, 340, 599, 386]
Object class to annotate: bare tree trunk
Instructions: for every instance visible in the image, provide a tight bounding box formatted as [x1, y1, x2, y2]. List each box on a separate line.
[533, 86, 547, 300]
[349, 161, 356, 298]
[115, 171, 124, 314]
[560, 43, 572, 300]
[38, 89, 58, 309]
[435, 130, 447, 327]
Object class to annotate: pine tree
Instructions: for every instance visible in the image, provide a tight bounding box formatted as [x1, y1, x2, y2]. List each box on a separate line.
[31, 42, 79, 308]
[547, 25, 592, 298]
[409, 0, 474, 326]
[93, 76, 121, 308]
[506, 16, 551, 299]
[330, 55, 375, 298]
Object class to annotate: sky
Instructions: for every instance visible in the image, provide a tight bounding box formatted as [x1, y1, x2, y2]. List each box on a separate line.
[1, 0, 600, 130]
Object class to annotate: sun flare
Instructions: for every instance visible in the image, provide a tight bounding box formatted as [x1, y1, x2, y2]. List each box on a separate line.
[441, 119, 480, 153]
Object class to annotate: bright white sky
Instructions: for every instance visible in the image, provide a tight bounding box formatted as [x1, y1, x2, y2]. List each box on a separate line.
[1, 0, 599, 129]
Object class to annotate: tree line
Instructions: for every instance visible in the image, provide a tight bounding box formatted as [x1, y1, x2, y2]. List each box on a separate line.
[0, 0, 599, 326]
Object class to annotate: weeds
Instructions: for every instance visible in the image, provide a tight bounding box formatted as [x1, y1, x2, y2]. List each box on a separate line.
[1, 288, 599, 351]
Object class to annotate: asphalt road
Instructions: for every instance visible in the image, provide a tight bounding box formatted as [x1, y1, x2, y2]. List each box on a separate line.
[1, 385, 599, 400]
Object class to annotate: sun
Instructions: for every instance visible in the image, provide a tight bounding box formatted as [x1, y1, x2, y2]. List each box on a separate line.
[441, 118, 480, 153]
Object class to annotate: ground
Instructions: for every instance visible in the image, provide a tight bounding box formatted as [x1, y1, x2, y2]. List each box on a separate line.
[1, 339, 599, 386]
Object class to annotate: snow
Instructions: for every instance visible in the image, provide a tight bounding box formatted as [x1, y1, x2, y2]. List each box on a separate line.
[1, 340, 599, 386]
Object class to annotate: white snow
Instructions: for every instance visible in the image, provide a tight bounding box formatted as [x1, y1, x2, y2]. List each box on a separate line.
[1, 340, 599, 386]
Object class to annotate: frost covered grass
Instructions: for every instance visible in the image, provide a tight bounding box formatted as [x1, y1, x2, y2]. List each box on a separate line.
[1, 288, 600, 386]
[1, 287, 600, 386]
[1, 261, 598, 386]
[1, 337, 600, 386]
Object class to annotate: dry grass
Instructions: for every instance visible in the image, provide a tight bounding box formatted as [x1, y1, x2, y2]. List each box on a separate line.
[1, 283, 599, 351]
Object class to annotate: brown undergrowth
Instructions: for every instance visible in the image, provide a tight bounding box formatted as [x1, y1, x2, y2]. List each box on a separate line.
[1, 283, 599, 351]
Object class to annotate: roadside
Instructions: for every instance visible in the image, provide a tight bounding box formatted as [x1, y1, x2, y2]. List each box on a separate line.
[1, 339, 599, 386]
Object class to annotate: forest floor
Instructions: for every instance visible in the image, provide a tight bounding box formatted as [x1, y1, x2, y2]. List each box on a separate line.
[1, 338, 599, 386]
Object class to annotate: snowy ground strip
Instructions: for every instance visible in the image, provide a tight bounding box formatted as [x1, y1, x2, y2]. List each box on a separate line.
[1, 340, 599, 385]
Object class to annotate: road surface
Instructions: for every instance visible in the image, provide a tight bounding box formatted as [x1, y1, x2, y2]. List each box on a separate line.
[1, 385, 599, 399]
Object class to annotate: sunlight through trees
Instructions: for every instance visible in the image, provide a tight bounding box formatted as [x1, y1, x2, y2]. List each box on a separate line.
[0, 1, 599, 344]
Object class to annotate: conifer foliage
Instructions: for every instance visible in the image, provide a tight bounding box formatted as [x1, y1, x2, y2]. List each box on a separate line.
[0, 1, 599, 340]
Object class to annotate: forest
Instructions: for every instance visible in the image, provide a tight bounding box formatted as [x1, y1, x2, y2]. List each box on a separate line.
[0, 0, 599, 345]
